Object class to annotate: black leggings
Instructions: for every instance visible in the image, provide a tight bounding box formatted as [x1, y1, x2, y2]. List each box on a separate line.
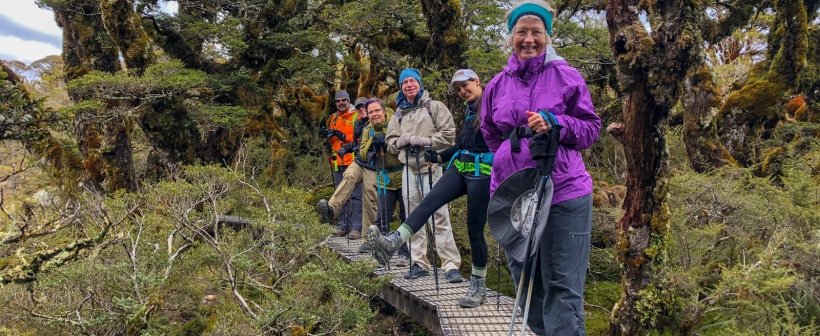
[405, 167, 491, 268]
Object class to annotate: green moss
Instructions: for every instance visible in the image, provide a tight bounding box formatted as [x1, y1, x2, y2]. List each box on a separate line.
[718, 79, 784, 120]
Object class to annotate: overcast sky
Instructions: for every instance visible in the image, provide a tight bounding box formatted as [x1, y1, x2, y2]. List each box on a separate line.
[0, 1, 177, 65]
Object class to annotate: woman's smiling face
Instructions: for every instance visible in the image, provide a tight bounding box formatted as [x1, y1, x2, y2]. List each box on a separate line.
[513, 15, 547, 60]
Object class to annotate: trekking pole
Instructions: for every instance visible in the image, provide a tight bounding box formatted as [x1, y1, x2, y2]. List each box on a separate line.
[507, 176, 547, 336]
[414, 146, 439, 295]
[377, 148, 390, 270]
[496, 242, 502, 310]
[404, 147, 412, 273]
[346, 190, 352, 246]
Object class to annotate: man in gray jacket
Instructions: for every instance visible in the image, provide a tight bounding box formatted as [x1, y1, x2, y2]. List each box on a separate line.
[385, 68, 463, 282]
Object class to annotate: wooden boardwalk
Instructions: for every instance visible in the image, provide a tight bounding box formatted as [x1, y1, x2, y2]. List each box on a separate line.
[325, 235, 535, 335]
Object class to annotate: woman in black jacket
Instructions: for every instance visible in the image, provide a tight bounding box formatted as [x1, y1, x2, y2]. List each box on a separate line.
[367, 69, 492, 308]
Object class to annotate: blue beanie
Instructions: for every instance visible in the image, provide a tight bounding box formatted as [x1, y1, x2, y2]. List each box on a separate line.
[398, 68, 423, 89]
[507, 3, 554, 36]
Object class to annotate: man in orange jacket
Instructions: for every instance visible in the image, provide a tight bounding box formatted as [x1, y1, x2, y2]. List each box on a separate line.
[323, 90, 363, 237]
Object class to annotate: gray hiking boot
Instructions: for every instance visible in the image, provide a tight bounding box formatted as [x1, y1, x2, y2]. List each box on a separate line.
[445, 269, 464, 283]
[366, 226, 402, 267]
[458, 276, 487, 308]
[315, 199, 334, 224]
[403, 264, 429, 279]
[393, 254, 410, 267]
[358, 242, 371, 253]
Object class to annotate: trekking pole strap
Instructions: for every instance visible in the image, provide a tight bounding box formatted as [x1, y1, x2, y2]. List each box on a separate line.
[502, 126, 535, 153]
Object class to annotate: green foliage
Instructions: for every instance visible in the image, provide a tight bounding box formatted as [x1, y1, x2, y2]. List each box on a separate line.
[0, 165, 383, 334]
[660, 163, 820, 334]
[66, 60, 209, 99]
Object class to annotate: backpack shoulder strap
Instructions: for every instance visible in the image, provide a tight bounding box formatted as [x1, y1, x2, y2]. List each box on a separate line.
[425, 102, 437, 126]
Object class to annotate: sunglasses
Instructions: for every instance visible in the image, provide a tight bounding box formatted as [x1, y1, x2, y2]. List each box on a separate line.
[335, 99, 348, 103]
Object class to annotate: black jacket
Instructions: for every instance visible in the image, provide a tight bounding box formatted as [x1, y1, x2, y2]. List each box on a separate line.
[341, 117, 369, 153]
[439, 99, 490, 164]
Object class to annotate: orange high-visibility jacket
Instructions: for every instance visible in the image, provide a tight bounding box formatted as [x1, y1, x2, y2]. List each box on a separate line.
[327, 109, 359, 169]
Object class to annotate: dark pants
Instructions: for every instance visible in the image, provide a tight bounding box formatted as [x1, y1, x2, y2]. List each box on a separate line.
[375, 187, 410, 258]
[506, 194, 592, 336]
[405, 167, 491, 268]
[333, 167, 362, 233]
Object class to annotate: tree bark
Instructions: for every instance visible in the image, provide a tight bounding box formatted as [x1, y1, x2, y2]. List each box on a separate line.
[48, 0, 138, 192]
[716, 0, 809, 168]
[419, 0, 467, 68]
[682, 66, 736, 172]
[100, 0, 155, 75]
[605, 0, 702, 333]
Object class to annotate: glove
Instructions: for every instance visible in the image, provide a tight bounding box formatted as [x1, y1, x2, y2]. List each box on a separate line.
[332, 130, 347, 141]
[424, 148, 440, 163]
[528, 132, 550, 161]
[371, 134, 386, 150]
[409, 135, 431, 147]
[396, 133, 412, 147]
[336, 147, 347, 156]
[319, 128, 333, 139]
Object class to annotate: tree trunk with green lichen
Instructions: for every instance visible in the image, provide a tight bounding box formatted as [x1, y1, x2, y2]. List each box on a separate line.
[716, 0, 809, 168]
[420, 0, 467, 68]
[100, 0, 155, 75]
[680, 0, 765, 173]
[48, 0, 137, 193]
[682, 66, 736, 173]
[605, 0, 702, 333]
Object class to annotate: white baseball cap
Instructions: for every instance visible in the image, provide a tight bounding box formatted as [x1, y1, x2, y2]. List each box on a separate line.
[449, 69, 479, 90]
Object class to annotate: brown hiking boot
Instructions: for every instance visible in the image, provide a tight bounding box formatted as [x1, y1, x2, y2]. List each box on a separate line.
[332, 228, 347, 236]
[348, 231, 362, 239]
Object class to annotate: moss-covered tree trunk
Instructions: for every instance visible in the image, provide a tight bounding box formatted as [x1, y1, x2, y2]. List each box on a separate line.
[682, 66, 736, 172]
[605, 0, 702, 333]
[100, 0, 155, 75]
[48, 0, 137, 192]
[419, 0, 467, 68]
[681, 0, 761, 172]
[716, 0, 809, 167]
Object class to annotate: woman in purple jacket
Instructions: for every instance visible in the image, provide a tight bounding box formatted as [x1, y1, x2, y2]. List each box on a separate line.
[481, 1, 601, 335]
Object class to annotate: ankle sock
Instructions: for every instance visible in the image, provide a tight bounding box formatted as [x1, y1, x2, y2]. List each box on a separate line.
[396, 223, 413, 242]
[472, 265, 487, 278]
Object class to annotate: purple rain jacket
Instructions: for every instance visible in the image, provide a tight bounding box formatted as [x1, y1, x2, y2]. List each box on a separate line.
[481, 46, 601, 205]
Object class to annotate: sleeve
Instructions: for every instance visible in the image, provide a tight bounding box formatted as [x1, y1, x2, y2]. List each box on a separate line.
[429, 102, 456, 151]
[438, 144, 459, 163]
[481, 79, 503, 153]
[555, 82, 601, 150]
[358, 126, 372, 159]
[386, 115, 401, 155]
[341, 141, 356, 153]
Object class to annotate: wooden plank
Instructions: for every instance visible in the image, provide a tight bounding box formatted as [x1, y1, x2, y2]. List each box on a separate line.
[325, 234, 538, 335]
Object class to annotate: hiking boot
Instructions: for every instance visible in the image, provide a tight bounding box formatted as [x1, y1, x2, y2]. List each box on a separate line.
[403, 264, 429, 279]
[331, 227, 347, 236]
[394, 255, 410, 268]
[367, 226, 402, 267]
[348, 230, 362, 239]
[315, 199, 334, 224]
[458, 276, 487, 308]
[445, 269, 464, 283]
[358, 242, 371, 253]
